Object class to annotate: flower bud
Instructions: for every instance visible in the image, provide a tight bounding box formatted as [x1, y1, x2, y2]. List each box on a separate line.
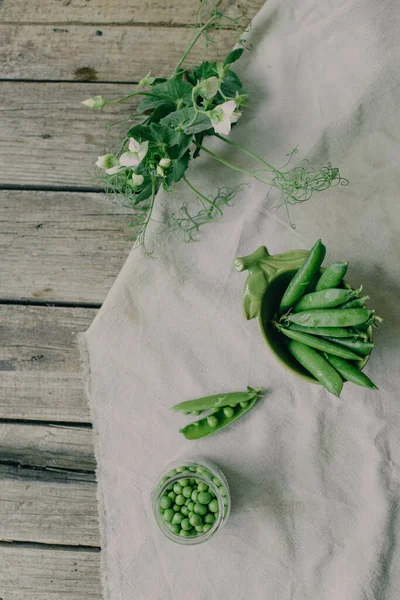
[156, 165, 165, 177]
[196, 76, 219, 100]
[159, 158, 171, 168]
[81, 96, 106, 110]
[131, 173, 144, 186]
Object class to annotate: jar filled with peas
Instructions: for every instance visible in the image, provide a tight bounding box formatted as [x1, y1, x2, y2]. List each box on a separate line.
[151, 458, 231, 545]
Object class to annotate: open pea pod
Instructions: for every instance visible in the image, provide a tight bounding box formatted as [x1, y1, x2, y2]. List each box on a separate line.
[172, 386, 263, 414]
[179, 394, 261, 440]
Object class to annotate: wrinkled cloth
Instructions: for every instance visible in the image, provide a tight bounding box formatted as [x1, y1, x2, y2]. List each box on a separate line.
[83, 0, 400, 598]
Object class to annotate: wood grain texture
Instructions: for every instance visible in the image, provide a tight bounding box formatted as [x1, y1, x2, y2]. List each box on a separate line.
[0, 0, 263, 25]
[0, 24, 237, 81]
[0, 544, 101, 599]
[0, 305, 95, 422]
[0, 82, 141, 187]
[0, 191, 132, 302]
[0, 423, 96, 471]
[0, 465, 99, 546]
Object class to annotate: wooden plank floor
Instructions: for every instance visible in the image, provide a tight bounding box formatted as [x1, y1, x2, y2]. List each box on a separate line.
[0, 0, 264, 596]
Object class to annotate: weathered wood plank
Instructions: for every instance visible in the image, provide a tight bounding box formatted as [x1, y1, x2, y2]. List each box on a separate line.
[0, 82, 141, 187]
[0, 544, 101, 600]
[0, 305, 95, 422]
[0, 191, 131, 302]
[0, 465, 99, 546]
[0, 0, 263, 25]
[0, 24, 238, 81]
[0, 423, 96, 471]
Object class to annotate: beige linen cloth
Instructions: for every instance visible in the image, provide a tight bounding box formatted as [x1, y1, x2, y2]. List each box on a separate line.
[82, 0, 400, 598]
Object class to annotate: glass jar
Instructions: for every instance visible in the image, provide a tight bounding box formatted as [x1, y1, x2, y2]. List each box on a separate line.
[151, 457, 231, 545]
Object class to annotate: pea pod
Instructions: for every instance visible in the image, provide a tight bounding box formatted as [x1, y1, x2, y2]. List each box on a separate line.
[293, 287, 360, 313]
[315, 261, 348, 291]
[275, 324, 362, 360]
[287, 340, 343, 397]
[287, 323, 368, 340]
[286, 308, 371, 328]
[172, 386, 263, 414]
[179, 394, 261, 440]
[279, 239, 326, 314]
[322, 337, 374, 357]
[351, 314, 382, 332]
[323, 353, 377, 389]
[339, 295, 369, 310]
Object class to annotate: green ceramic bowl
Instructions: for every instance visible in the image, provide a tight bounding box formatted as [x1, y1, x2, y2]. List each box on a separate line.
[234, 246, 372, 385]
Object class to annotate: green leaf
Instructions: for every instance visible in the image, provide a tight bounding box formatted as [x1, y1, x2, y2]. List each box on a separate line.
[132, 181, 153, 204]
[165, 150, 190, 186]
[193, 130, 213, 158]
[186, 61, 218, 85]
[223, 48, 244, 67]
[168, 133, 193, 160]
[220, 71, 247, 99]
[147, 103, 176, 124]
[127, 123, 180, 148]
[137, 79, 194, 113]
[160, 107, 211, 135]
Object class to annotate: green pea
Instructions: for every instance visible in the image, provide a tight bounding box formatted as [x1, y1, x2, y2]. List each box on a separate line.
[167, 469, 177, 477]
[209, 499, 219, 513]
[182, 486, 192, 498]
[176, 467, 185, 473]
[191, 490, 198, 502]
[239, 401, 249, 409]
[219, 486, 227, 496]
[203, 524, 212, 533]
[175, 494, 185, 506]
[198, 492, 212, 505]
[170, 524, 180, 534]
[167, 491, 176, 502]
[212, 478, 222, 487]
[179, 478, 189, 486]
[197, 482, 208, 492]
[209, 489, 216, 498]
[194, 503, 207, 516]
[181, 518, 192, 531]
[223, 406, 235, 418]
[204, 513, 215, 525]
[223, 496, 228, 506]
[223, 506, 228, 517]
[279, 239, 326, 313]
[188, 511, 194, 519]
[173, 483, 182, 495]
[189, 514, 203, 527]
[207, 415, 218, 428]
[189, 478, 196, 485]
[191, 410, 201, 416]
[185, 498, 191, 506]
[180, 529, 190, 537]
[172, 512, 183, 525]
[180, 506, 189, 516]
[172, 504, 180, 512]
[287, 340, 343, 397]
[160, 496, 172, 510]
[315, 261, 348, 291]
[162, 508, 174, 523]
[187, 502, 194, 512]
[195, 525, 204, 533]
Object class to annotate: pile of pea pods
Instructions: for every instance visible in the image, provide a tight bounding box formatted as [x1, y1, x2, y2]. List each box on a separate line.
[275, 239, 380, 396]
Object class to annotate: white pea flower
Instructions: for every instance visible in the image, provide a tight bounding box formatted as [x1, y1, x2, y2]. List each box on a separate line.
[156, 165, 165, 177]
[95, 154, 123, 175]
[196, 76, 219, 100]
[81, 95, 106, 110]
[131, 173, 144, 186]
[138, 71, 155, 87]
[120, 137, 149, 167]
[208, 100, 241, 136]
[158, 157, 171, 168]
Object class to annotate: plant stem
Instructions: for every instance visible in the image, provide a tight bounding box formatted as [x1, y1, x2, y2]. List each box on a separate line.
[140, 176, 157, 250]
[108, 91, 160, 105]
[194, 142, 273, 184]
[214, 133, 278, 173]
[172, 14, 218, 77]
[183, 174, 223, 215]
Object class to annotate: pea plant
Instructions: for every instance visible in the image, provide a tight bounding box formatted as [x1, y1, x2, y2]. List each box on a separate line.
[82, 1, 347, 251]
